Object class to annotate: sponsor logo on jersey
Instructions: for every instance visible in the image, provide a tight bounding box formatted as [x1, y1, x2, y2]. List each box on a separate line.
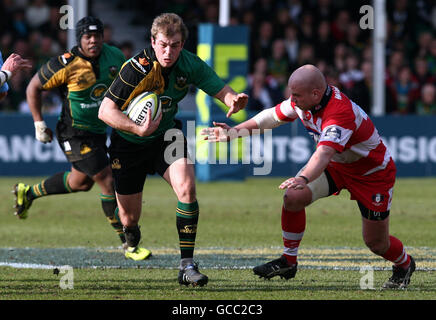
[175, 76, 188, 90]
[80, 144, 92, 155]
[61, 52, 72, 64]
[90, 83, 108, 101]
[159, 96, 173, 113]
[324, 127, 342, 140]
[372, 193, 384, 206]
[138, 57, 149, 66]
[111, 158, 121, 170]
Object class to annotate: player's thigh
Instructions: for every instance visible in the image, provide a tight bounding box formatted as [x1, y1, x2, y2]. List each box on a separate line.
[283, 168, 339, 211]
[297, 166, 338, 203]
[108, 132, 148, 196]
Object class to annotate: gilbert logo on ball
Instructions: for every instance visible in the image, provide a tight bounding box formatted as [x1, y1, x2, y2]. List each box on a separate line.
[124, 91, 161, 125]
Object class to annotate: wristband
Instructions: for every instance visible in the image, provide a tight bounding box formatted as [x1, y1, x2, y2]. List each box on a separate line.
[3, 70, 11, 80]
[0, 70, 10, 85]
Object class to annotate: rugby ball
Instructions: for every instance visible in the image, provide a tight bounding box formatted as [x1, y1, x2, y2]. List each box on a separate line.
[124, 91, 161, 125]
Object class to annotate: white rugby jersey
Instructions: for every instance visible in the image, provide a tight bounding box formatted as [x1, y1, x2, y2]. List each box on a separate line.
[274, 86, 392, 176]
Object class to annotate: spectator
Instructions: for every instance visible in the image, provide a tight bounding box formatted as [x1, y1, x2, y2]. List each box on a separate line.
[388, 0, 414, 40]
[346, 23, 365, 56]
[251, 21, 274, 64]
[283, 24, 299, 69]
[426, 38, 436, 75]
[25, 0, 50, 31]
[286, 0, 304, 23]
[339, 53, 364, 91]
[297, 43, 315, 68]
[413, 83, 436, 115]
[411, 56, 436, 99]
[104, 24, 117, 47]
[12, 9, 29, 38]
[386, 50, 406, 85]
[268, 39, 290, 91]
[333, 42, 348, 74]
[331, 10, 350, 43]
[313, 0, 334, 22]
[346, 60, 372, 114]
[119, 41, 134, 59]
[315, 20, 334, 65]
[298, 11, 314, 44]
[392, 66, 419, 114]
[274, 8, 291, 39]
[246, 71, 283, 111]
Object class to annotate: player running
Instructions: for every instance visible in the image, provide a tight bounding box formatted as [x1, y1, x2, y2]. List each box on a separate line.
[13, 16, 151, 261]
[99, 13, 248, 286]
[202, 64, 415, 289]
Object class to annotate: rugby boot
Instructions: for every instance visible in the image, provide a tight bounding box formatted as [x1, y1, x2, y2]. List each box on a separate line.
[253, 255, 298, 280]
[178, 262, 209, 287]
[13, 183, 33, 220]
[382, 256, 416, 289]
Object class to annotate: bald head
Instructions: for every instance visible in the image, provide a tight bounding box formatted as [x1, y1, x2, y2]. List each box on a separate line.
[288, 64, 327, 91]
[287, 64, 328, 110]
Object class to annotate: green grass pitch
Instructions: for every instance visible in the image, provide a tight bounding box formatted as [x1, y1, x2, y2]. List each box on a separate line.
[0, 176, 435, 300]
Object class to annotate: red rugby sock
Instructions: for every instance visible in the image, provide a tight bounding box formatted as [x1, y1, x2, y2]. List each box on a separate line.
[382, 235, 411, 269]
[281, 206, 306, 266]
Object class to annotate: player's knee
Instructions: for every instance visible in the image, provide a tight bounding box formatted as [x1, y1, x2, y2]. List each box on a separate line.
[364, 238, 389, 256]
[70, 180, 94, 192]
[283, 192, 306, 211]
[175, 182, 196, 202]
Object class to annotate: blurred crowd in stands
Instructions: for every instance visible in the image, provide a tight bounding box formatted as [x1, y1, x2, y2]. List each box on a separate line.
[0, 0, 435, 115]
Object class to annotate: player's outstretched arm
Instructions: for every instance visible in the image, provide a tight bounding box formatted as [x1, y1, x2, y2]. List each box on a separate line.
[0, 53, 32, 86]
[26, 73, 53, 143]
[214, 85, 248, 118]
[201, 106, 286, 142]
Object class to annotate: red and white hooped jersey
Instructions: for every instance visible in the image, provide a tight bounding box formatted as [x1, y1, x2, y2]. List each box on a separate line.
[274, 86, 393, 177]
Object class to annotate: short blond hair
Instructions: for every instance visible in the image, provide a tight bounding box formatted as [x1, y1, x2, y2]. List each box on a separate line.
[151, 13, 188, 42]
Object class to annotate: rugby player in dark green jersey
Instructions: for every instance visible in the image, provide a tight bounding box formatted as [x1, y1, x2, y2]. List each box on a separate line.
[13, 17, 151, 261]
[99, 13, 248, 286]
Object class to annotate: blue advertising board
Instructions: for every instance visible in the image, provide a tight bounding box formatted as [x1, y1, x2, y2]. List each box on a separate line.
[195, 24, 249, 181]
[1, 113, 436, 178]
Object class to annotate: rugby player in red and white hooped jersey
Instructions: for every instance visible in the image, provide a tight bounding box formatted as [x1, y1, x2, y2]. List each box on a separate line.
[202, 64, 415, 289]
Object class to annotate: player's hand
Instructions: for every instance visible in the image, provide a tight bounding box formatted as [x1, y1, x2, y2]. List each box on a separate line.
[226, 93, 248, 118]
[34, 121, 53, 143]
[136, 108, 162, 137]
[2, 53, 32, 77]
[201, 121, 235, 142]
[279, 176, 307, 190]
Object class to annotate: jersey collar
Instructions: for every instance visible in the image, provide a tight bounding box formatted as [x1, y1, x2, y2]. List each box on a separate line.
[310, 85, 332, 115]
[71, 45, 101, 62]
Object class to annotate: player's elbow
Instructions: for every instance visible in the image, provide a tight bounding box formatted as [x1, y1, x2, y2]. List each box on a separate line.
[98, 98, 109, 121]
[26, 77, 41, 100]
